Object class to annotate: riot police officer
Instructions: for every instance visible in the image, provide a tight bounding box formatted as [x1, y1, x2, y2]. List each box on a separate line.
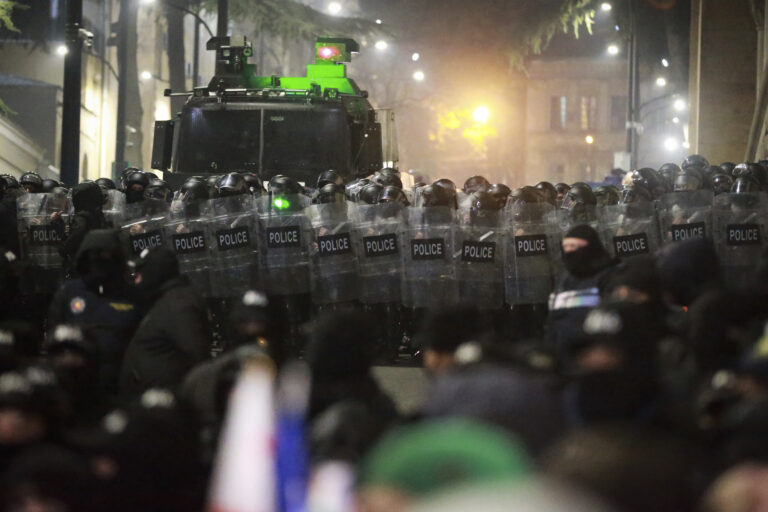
[560, 182, 598, 230]
[358, 183, 383, 205]
[317, 169, 344, 189]
[19, 173, 43, 194]
[124, 170, 150, 204]
[58, 181, 108, 275]
[372, 170, 403, 190]
[535, 181, 557, 206]
[96, 177, 117, 191]
[379, 186, 409, 206]
[625, 168, 668, 199]
[554, 183, 570, 207]
[711, 173, 734, 195]
[488, 183, 511, 210]
[658, 163, 681, 191]
[594, 185, 620, 207]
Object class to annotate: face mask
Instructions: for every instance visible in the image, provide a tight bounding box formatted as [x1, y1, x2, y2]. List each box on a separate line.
[125, 187, 145, 204]
[563, 246, 597, 278]
[84, 255, 124, 289]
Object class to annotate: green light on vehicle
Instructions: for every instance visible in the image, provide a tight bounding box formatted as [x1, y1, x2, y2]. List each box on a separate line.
[273, 197, 291, 210]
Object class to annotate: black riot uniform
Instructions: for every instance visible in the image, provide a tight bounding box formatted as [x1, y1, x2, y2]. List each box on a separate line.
[58, 181, 108, 276]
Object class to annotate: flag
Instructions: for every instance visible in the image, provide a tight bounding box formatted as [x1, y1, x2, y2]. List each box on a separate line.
[208, 356, 277, 512]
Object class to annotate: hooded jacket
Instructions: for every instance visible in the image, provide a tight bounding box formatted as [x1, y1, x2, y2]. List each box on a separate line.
[48, 230, 139, 394]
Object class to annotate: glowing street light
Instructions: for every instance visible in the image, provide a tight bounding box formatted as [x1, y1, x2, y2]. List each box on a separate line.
[56, 44, 68, 56]
[673, 98, 687, 111]
[663, 136, 679, 151]
[661, 58, 669, 67]
[140, 70, 152, 80]
[375, 18, 382, 24]
[411, 52, 420, 61]
[600, 2, 612, 12]
[140, 0, 155, 4]
[672, 117, 680, 124]
[327, 2, 342, 15]
[412, 70, 425, 82]
[585, 134, 595, 145]
[473, 105, 490, 124]
[374, 40, 388, 51]
[655, 77, 667, 87]
[607, 44, 620, 56]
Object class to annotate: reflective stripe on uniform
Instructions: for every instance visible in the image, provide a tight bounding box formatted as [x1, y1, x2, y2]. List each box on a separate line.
[548, 287, 600, 310]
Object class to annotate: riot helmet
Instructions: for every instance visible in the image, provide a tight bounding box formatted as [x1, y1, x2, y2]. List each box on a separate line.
[119, 167, 143, 189]
[215, 173, 248, 198]
[357, 183, 383, 205]
[561, 183, 597, 212]
[535, 181, 557, 205]
[372, 172, 403, 189]
[619, 184, 653, 205]
[732, 176, 761, 195]
[19, 172, 43, 194]
[733, 163, 768, 190]
[711, 173, 733, 195]
[317, 169, 343, 189]
[720, 162, 736, 177]
[144, 178, 174, 203]
[626, 168, 668, 198]
[463, 175, 490, 194]
[268, 174, 304, 196]
[345, 178, 370, 202]
[594, 185, 620, 206]
[315, 183, 346, 204]
[179, 178, 209, 203]
[682, 154, 710, 173]
[95, 177, 116, 191]
[432, 179, 459, 209]
[510, 186, 542, 206]
[41, 179, 59, 193]
[468, 190, 500, 224]
[554, 183, 571, 205]
[124, 170, 150, 203]
[239, 172, 265, 196]
[379, 185, 409, 206]
[673, 167, 704, 191]
[488, 183, 511, 209]
[658, 163, 681, 189]
[421, 184, 455, 208]
[71, 181, 104, 213]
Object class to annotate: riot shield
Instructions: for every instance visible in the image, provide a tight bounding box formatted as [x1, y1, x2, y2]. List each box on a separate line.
[401, 206, 458, 309]
[557, 204, 599, 235]
[350, 202, 404, 305]
[16, 192, 69, 293]
[206, 195, 259, 299]
[712, 192, 767, 288]
[255, 194, 311, 296]
[118, 199, 170, 259]
[658, 190, 713, 245]
[504, 203, 558, 305]
[455, 211, 504, 309]
[598, 202, 660, 260]
[163, 199, 212, 297]
[102, 189, 126, 228]
[305, 202, 358, 305]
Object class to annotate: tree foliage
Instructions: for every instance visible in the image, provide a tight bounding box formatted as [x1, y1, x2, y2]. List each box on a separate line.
[0, 0, 25, 33]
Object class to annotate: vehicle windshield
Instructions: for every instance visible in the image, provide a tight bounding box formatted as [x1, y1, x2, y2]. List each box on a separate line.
[175, 104, 351, 178]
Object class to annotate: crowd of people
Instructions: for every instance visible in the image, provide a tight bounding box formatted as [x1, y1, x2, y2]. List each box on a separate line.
[0, 155, 767, 510]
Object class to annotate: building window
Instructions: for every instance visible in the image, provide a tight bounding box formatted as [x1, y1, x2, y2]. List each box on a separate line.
[611, 96, 627, 132]
[550, 96, 567, 131]
[580, 96, 597, 131]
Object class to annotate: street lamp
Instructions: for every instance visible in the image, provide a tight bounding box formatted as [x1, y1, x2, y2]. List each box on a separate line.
[673, 98, 687, 111]
[411, 52, 420, 61]
[607, 44, 619, 56]
[661, 58, 669, 67]
[655, 77, 667, 87]
[140, 70, 152, 80]
[375, 18, 382, 24]
[412, 70, 425, 81]
[600, 2, 612, 12]
[473, 106, 490, 124]
[663, 136, 679, 151]
[56, 44, 69, 56]
[374, 40, 388, 51]
[327, 2, 341, 15]
[672, 117, 680, 124]
[585, 134, 595, 144]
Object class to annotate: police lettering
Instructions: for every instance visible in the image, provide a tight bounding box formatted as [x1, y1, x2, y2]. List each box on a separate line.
[613, 233, 649, 257]
[514, 234, 548, 257]
[129, 230, 163, 254]
[216, 226, 251, 251]
[462, 241, 496, 263]
[671, 222, 706, 241]
[363, 233, 398, 257]
[172, 231, 206, 254]
[28, 226, 60, 246]
[726, 224, 762, 246]
[267, 226, 301, 248]
[318, 233, 352, 257]
[411, 238, 445, 260]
